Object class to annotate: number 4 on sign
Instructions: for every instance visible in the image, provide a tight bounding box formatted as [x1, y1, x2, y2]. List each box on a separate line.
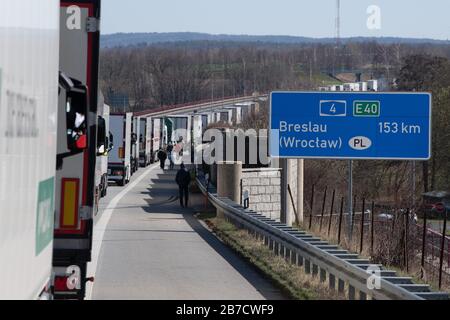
[330, 104, 336, 114]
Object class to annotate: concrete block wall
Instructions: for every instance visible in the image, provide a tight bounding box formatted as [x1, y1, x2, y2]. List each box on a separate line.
[241, 168, 282, 220]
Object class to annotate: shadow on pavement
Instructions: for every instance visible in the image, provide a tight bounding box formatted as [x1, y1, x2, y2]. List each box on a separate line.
[141, 167, 287, 300]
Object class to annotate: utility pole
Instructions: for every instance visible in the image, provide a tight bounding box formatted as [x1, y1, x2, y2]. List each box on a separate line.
[336, 0, 341, 46]
[412, 161, 416, 208]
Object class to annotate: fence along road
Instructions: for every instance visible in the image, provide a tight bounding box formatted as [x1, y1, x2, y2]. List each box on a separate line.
[196, 173, 449, 300]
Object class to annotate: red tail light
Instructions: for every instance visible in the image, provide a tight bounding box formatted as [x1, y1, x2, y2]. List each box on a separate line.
[75, 134, 87, 149]
[54, 277, 72, 292]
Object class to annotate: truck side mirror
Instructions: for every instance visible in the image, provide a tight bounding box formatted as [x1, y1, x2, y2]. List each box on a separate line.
[108, 132, 114, 152]
[65, 82, 89, 152]
[97, 116, 107, 156]
[57, 72, 89, 170]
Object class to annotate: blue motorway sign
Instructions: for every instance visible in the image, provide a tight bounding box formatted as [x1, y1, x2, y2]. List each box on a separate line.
[270, 92, 431, 160]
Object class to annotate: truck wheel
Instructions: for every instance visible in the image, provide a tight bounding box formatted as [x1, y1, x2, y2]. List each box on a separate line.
[117, 177, 125, 186]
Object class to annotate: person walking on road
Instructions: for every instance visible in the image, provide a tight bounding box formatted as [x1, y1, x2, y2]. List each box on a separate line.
[176, 163, 191, 208]
[157, 148, 167, 170]
[167, 142, 174, 170]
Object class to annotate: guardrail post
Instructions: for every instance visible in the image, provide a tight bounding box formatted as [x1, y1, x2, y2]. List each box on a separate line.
[304, 259, 311, 274]
[217, 161, 242, 218]
[320, 268, 327, 282]
[297, 254, 304, 267]
[348, 285, 356, 300]
[274, 242, 280, 256]
[338, 279, 345, 293]
[291, 251, 297, 265]
[285, 248, 291, 263]
[312, 264, 319, 277]
[329, 273, 336, 290]
[258, 232, 264, 242]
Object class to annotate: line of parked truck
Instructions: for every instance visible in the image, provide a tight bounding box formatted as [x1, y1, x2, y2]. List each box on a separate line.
[0, 0, 103, 300]
[0, 0, 223, 300]
[0, 0, 166, 300]
[318, 79, 379, 92]
[0, 0, 178, 300]
[107, 113, 163, 186]
[0, 0, 268, 301]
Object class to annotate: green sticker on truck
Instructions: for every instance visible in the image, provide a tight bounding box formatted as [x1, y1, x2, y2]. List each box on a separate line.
[35, 178, 55, 256]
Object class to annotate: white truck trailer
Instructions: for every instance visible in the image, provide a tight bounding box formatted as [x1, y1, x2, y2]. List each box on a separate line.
[0, 0, 60, 300]
[151, 118, 162, 163]
[368, 79, 379, 91]
[95, 93, 110, 200]
[130, 116, 140, 174]
[359, 82, 368, 91]
[108, 113, 132, 186]
[139, 117, 152, 167]
[225, 106, 242, 125]
[52, 0, 102, 300]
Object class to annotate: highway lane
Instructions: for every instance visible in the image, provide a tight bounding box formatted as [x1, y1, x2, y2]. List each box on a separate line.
[89, 164, 286, 300]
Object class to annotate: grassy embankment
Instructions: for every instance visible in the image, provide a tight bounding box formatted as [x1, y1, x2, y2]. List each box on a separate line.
[196, 212, 345, 300]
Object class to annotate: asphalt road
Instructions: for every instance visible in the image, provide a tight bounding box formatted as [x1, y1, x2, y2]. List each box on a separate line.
[90, 164, 285, 300]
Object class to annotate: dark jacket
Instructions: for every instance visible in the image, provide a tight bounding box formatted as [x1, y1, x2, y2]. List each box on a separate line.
[157, 150, 167, 161]
[176, 169, 191, 187]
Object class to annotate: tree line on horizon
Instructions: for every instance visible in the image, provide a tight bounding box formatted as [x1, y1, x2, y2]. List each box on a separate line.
[99, 40, 450, 201]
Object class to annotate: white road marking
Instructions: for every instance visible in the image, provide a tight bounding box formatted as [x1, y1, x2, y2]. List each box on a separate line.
[85, 164, 158, 300]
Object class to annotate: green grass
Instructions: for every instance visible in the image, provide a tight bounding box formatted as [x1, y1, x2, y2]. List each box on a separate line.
[202, 216, 346, 300]
[296, 69, 342, 86]
[195, 212, 217, 220]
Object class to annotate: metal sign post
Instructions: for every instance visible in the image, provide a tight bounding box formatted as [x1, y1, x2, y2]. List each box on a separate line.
[348, 159, 353, 240]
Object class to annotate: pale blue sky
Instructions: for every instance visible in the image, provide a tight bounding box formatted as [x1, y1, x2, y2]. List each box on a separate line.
[102, 0, 450, 40]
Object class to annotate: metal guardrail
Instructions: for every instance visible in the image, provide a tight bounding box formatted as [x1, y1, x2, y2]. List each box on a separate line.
[196, 175, 449, 300]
